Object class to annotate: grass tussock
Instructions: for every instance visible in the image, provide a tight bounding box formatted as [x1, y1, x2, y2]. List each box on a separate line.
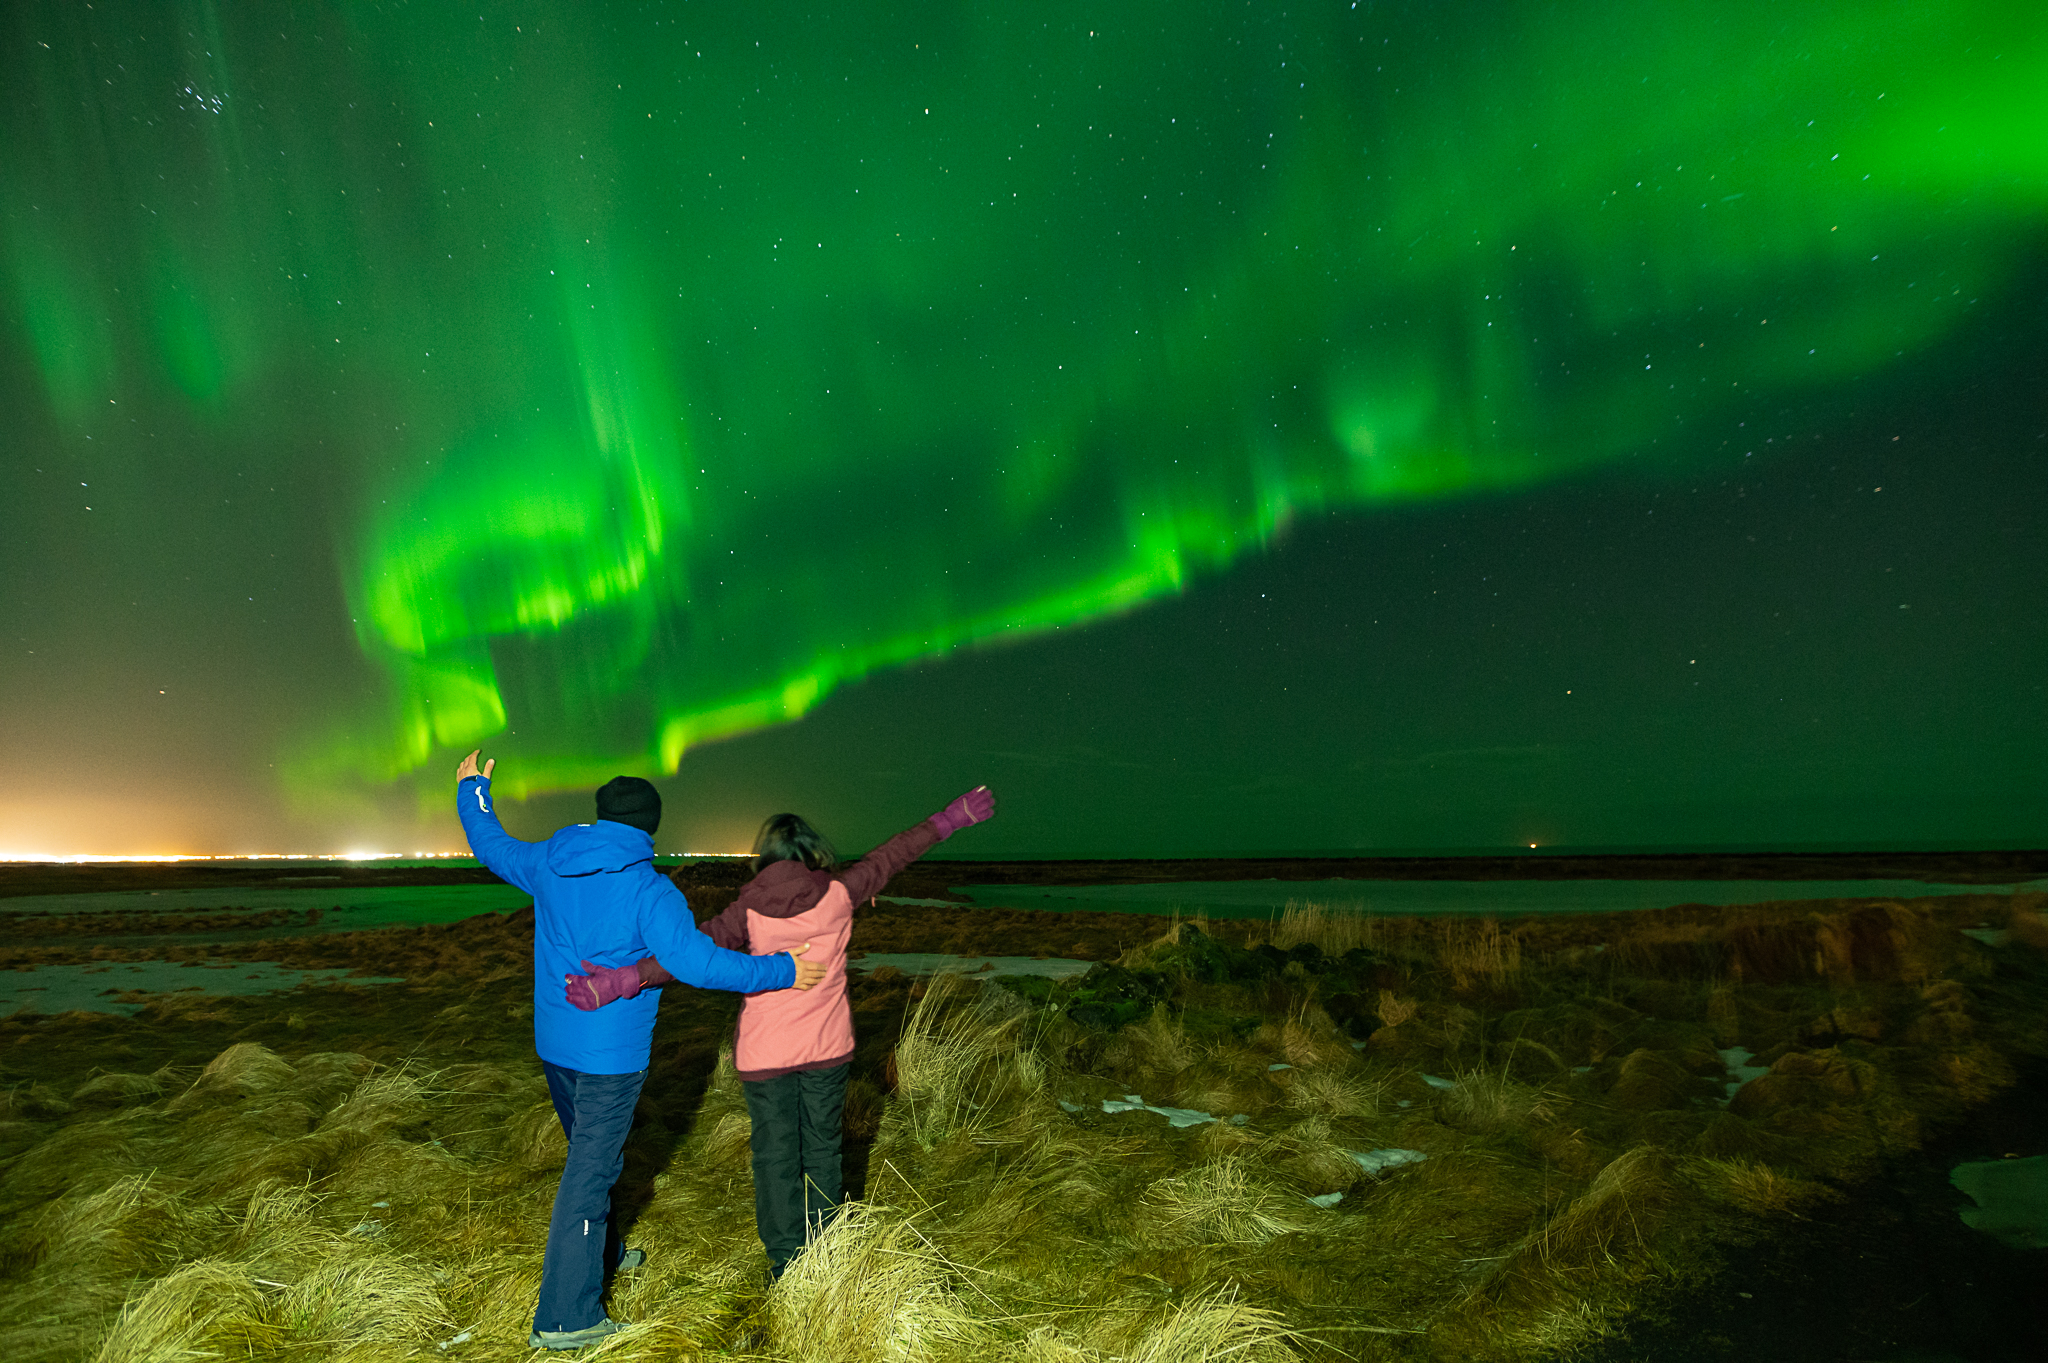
[1124, 1289, 1298, 1363]
[767, 1202, 987, 1362]
[891, 974, 1048, 1151]
[1261, 899, 1376, 956]
[1686, 1157, 1836, 1216]
[1282, 1064, 1382, 1117]
[1140, 1156, 1315, 1245]
[92, 1258, 280, 1363]
[1439, 1070, 1555, 1134]
[1438, 917, 1523, 989]
[1534, 1145, 1677, 1270]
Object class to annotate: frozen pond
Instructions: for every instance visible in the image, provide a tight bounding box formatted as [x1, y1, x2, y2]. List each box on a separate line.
[0, 883, 533, 928]
[2, 951, 1079, 1017]
[953, 877, 2046, 920]
[1, 961, 405, 1016]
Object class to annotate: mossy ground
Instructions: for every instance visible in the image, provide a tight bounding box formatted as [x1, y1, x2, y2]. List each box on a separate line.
[2, 889, 2045, 1361]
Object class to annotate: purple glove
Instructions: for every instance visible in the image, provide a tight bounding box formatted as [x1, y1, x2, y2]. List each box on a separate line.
[929, 786, 995, 840]
[564, 960, 643, 1012]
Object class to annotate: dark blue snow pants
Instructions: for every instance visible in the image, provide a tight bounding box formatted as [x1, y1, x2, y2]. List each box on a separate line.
[534, 1061, 646, 1333]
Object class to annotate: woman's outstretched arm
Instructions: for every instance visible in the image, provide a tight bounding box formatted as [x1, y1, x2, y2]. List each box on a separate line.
[838, 787, 996, 906]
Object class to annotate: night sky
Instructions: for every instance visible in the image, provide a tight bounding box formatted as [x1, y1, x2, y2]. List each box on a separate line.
[3, 1, 2044, 858]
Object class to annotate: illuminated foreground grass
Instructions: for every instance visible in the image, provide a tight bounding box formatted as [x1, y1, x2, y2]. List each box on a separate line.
[1, 894, 2044, 1361]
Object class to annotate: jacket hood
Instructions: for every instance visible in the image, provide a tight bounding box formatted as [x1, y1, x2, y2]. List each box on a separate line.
[545, 820, 656, 877]
[739, 859, 832, 916]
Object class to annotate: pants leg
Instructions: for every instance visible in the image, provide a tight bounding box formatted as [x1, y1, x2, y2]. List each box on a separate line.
[744, 1065, 850, 1274]
[796, 1064, 848, 1233]
[539, 1064, 635, 1274]
[534, 1061, 646, 1334]
[743, 1074, 805, 1272]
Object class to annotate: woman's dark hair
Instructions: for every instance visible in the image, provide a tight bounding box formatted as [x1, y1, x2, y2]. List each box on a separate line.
[753, 813, 837, 874]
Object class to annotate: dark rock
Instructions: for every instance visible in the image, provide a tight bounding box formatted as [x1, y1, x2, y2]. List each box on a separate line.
[1145, 925, 1256, 984]
[1285, 941, 1325, 969]
[1063, 963, 1170, 1030]
[1251, 943, 1291, 975]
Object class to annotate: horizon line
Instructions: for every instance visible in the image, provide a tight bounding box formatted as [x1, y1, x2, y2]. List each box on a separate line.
[4, 843, 2043, 866]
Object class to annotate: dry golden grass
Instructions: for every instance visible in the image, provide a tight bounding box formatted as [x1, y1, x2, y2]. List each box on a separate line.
[1686, 1157, 1836, 1216]
[767, 1201, 988, 1362]
[1123, 1289, 1299, 1363]
[1169, 1050, 1270, 1119]
[5, 885, 2037, 1363]
[2008, 894, 2048, 950]
[1439, 1070, 1555, 1135]
[1139, 1156, 1316, 1246]
[91, 1258, 279, 1363]
[1262, 899, 1376, 956]
[1527, 1145, 1675, 1272]
[1283, 1065, 1382, 1118]
[892, 973, 1049, 1151]
[1438, 917, 1523, 989]
[1109, 1009, 1201, 1077]
[1253, 1115, 1370, 1191]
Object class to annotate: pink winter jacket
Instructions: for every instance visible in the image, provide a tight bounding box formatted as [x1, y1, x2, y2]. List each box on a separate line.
[695, 820, 943, 1082]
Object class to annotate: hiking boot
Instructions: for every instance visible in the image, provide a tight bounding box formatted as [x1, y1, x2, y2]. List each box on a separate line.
[617, 1248, 646, 1272]
[527, 1317, 626, 1350]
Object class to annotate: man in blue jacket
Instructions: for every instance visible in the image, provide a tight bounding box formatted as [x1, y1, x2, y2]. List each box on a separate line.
[455, 749, 823, 1350]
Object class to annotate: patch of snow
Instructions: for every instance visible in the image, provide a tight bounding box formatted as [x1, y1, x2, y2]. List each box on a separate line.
[1101, 1094, 1220, 1128]
[1306, 1191, 1345, 1208]
[1951, 1155, 2048, 1250]
[1350, 1148, 1428, 1175]
[848, 953, 1093, 979]
[1420, 1074, 1457, 1090]
[437, 1330, 474, 1352]
[1717, 1047, 1771, 1103]
[1959, 927, 2008, 947]
[1057, 1099, 1082, 1114]
[1268, 1062, 1293, 1071]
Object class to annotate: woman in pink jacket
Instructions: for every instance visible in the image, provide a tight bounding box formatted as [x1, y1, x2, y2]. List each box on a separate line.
[564, 787, 994, 1278]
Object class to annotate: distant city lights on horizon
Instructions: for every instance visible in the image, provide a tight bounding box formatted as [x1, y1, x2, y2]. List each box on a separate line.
[0, 849, 752, 864]
[0, 851, 471, 864]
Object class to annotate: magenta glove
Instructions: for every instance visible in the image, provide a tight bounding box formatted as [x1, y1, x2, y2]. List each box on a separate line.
[564, 960, 643, 1012]
[929, 786, 995, 840]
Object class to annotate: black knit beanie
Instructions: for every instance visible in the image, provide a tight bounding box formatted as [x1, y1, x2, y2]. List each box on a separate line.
[595, 776, 661, 835]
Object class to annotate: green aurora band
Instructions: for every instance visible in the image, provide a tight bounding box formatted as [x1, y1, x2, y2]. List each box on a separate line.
[6, 1, 2045, 804]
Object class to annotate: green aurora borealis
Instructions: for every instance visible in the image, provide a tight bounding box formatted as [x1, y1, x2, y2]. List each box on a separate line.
[4, 1, 2046, 854]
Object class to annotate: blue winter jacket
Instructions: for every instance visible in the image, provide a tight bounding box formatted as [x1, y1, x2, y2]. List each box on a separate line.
[457, 774, 794, 1073]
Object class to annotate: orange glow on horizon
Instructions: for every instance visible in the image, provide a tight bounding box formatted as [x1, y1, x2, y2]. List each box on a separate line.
[0, 849, 748, 863]
[0, 850, 472, 864]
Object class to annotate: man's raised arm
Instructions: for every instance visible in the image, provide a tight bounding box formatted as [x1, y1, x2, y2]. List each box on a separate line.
[454, 749, 544, 894]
